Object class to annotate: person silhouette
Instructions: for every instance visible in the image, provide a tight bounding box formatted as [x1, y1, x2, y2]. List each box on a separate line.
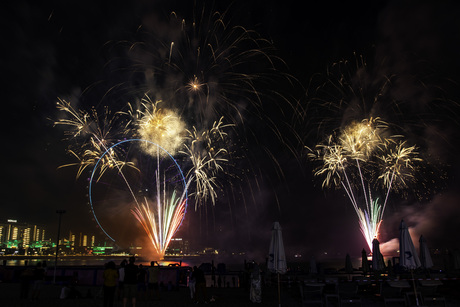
[123, 257, 139, 307]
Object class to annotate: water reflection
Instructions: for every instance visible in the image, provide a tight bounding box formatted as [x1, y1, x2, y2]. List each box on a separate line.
[2, 258, 192, 267]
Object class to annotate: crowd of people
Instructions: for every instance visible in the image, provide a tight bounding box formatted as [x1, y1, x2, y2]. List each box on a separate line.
[103, 257, 162, 307]
[102, 257, 215, 306]
[19, 261, 47, 300]
[16, 257, 260, 305]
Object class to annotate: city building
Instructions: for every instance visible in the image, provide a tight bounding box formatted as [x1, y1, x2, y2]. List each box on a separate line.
[0, 219, 194, 257]
[165, 237, 189, 255]
[0, 219, 48, 255]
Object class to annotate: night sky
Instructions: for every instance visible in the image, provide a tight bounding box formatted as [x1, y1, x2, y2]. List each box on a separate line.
[3, 0, 460, 260]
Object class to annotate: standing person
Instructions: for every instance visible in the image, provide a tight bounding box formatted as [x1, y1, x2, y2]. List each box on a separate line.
[123, 256, 139, 307]
[103, 261, 119, 307]
[249, 261, 261, 303]
[137, 264, 147, 300]
[188, 267, 196, 301]
[19, 266, 34, 299]
[147, 261, 160, 300]
[193, 266, 207, 304]
[31, 262, 45, 300]
[117, 259, 127, 300]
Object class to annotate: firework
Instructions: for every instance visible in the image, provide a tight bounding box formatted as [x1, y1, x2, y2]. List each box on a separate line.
[89, 139, 188, 259]
[115, 7, 293, 126]
[56, 3, 300, 253]
[131, 149, 188, 257]
[180, 117, 233, 209]
[126, 95, 186, 156]
[55, 98, 136, 178]
[301, 53, 453, 251]
[104, 4, 300, 185]
[308, 118, 421, 251]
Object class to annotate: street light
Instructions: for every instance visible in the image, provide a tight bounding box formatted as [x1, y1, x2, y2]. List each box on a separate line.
[54, 209, 66, 284]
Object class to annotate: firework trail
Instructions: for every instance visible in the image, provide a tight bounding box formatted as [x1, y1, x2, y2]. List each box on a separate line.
[88, 139, 188, 259]
[130, 145, 189, 258]
[308, 118, 421, 251]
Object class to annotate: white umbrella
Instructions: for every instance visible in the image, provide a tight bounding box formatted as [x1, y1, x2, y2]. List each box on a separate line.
[268, 221, 287, 307]
[372, 239, 385, 271]
[399, 220, 421, 269]
[399, 219, 421, 306]
[419, 235, 433, 270]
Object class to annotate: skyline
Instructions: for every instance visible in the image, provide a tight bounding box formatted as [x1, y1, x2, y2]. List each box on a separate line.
[4, 0, 460, 260]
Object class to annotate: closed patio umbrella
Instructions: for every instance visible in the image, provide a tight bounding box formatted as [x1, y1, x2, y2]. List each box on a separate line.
[310, 256, 318, 275]
[399, 220, 421, 270]
[372, 239, 385, 271]
[399, 220, 421, 306]
[268, 222, 287, 307]
[419, 235, 433, 270]
[345, 253, 354, 274]
[361, 248, 370, 275]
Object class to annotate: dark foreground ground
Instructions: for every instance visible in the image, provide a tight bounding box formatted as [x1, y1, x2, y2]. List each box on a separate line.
[1, 279, 460, 307]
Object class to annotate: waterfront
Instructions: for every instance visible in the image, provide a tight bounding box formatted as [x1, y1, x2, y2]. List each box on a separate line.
[0, 252, 446, 272]
[1, 260, 460, 307]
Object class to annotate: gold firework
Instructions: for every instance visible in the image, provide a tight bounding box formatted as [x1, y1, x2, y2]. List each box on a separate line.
[134, 96, 186, 156]
[308, 118, 421, 251]
[55, 98, 136, 178]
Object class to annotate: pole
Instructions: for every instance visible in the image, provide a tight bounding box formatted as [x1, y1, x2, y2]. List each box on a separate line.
[278, 273, 281, 307]
[410, 269, 419, 306]
[53, 210, 66, 284]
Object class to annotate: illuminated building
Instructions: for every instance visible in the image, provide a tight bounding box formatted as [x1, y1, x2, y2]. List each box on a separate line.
[0, 219, 48, 254]
[11, 226, 18, 240]
[0, 219, 106, 256]
[23, 227, 31, 245]
[165, 238, 189, 255]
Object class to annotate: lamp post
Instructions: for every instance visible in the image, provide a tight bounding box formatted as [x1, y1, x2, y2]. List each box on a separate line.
[54, 210, 66, 284]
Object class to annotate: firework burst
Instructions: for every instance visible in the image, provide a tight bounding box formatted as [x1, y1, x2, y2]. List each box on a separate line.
[302, 52, 456, 251]
[180, 117, 233, 209]
[308, 118, 421, 251]
[116, 7, 291, 125]
[125, 95, 186, 156]
[54, 98, 136, 179]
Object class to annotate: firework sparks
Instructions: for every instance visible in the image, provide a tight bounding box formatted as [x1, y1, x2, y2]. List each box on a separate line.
[186, 75, 204, 93]
[55, 98, 136, 178]
[181, 117, 233, 209]
[55, 3, 300, 253]
[120, 8, 287, 124]
[308, 118, 421, 251]
[88, 139, 188, 259]
[131, 162, 188, 258]
[130, 95, 186, 156]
